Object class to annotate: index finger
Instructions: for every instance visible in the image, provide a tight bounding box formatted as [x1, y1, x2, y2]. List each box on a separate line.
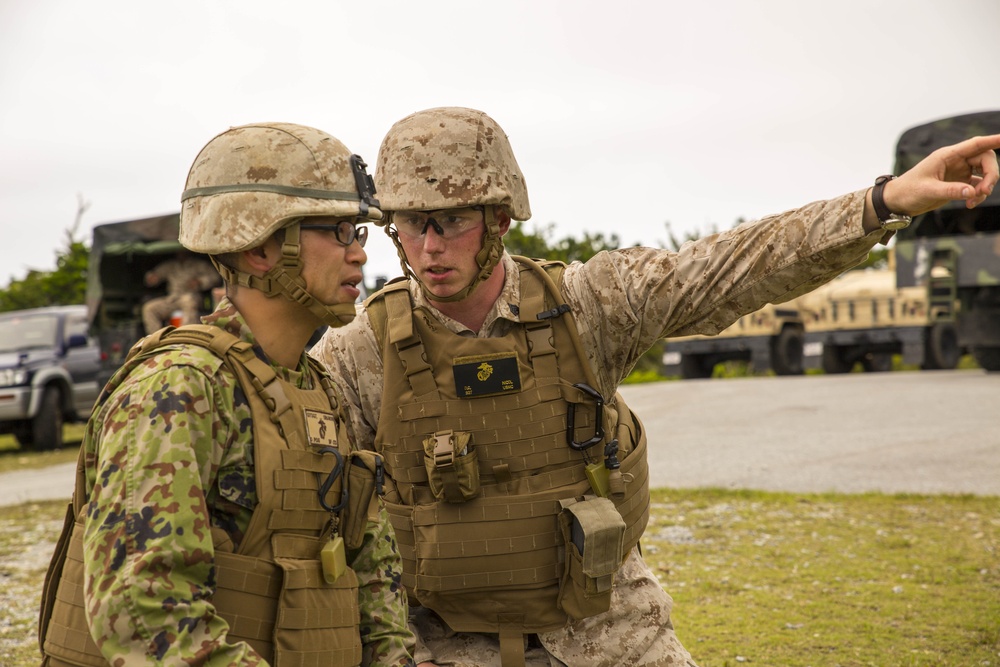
[950, 133, 1000, 157]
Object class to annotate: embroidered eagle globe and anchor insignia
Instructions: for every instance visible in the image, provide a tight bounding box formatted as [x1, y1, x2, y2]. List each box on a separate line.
[453, 352, 521, 397]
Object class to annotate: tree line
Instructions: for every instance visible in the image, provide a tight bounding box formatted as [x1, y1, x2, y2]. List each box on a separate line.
[0, 217, 887, 313]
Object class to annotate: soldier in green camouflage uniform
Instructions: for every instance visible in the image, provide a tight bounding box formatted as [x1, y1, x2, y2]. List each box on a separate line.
[41, 123, 416, 666]
[310, 107, 1000, 667]
[140, 250, 220, 333]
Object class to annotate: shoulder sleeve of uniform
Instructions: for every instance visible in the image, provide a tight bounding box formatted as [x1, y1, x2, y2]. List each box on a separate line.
[131, 342, 229, 379]
[82, 352, 251, 665]
[309, 312, 382, 452]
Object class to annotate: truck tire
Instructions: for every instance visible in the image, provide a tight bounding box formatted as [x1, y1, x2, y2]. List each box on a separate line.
[680, 354, 714, 379]
[13, 423, 34, 448]
[770, 327, 804, 376]
[821, 346, 853, 374]
[31, 386, 64, 451]
[972, 346, 1000, 372]
[922, 323, 960, 370]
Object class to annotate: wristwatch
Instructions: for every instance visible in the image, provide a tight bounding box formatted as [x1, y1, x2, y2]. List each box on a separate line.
[872, 175, 912, 231]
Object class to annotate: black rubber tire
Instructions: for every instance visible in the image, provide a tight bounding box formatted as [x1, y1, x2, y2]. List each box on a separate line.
[861, 352, 893, 373]
[680, 354, 714, 379]
[31, 386, 64, 451]
[771, 327, 805, 376]
[821, 346, 853, 374]
[922, 323, 961, 370]
[972, 346, 1000, 372]
[12, 423, 33, 448]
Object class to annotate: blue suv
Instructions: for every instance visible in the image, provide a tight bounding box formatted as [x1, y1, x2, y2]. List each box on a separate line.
[0, 305, 101, 450]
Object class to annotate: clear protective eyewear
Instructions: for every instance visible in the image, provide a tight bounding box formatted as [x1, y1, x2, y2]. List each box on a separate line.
[299, 219, 369, 247]
[391, 206, 484, 240]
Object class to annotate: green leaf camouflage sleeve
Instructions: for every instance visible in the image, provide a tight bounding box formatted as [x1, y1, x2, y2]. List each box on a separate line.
[82, 347, 264, 665]
[349, 515, 416, 667]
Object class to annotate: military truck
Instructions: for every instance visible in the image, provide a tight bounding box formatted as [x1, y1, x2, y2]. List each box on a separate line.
[796, 265, 959, 373]
[87, 213, 374, 384]
[661, 301, 806, 378]
[892, 110, 1000, 371]
[86, 213, 217, 386]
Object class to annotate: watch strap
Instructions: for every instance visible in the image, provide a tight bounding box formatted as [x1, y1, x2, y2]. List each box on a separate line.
[872, 174, 897, 223]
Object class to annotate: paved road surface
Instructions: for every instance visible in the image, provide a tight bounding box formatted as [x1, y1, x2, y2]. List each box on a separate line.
[1, 369, 997, 507]
[624, 368, 999, 495]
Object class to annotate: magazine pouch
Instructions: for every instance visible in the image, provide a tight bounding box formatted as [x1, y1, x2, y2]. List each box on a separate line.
[556, 495, 625, 620]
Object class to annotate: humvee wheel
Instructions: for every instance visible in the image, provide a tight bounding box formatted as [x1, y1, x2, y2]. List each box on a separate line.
[923, 323, 960, 370]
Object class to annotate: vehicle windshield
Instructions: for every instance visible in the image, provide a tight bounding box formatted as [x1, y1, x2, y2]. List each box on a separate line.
[0, 314, 59, 353]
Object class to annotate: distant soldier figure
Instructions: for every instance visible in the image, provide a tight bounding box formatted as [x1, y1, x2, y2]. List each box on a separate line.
[141, 250, 220, 333]
[311, 107, 1000, 667]
[39, 123, 416, 666]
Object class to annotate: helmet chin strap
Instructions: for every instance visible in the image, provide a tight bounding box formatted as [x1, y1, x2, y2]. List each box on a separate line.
[210, 222, 357, 328]
[385, 206, 505, 303]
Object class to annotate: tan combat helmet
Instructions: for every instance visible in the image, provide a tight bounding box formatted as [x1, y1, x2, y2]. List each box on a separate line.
[180, 122, 381, 326]
[375, 107, 530, 302]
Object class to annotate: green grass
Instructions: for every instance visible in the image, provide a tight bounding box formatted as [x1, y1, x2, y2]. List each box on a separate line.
[2, 490, 997, 666]
[646, 488, 1000, 666]
[0, 424, 85, 474]
[0, 499, 67, 666]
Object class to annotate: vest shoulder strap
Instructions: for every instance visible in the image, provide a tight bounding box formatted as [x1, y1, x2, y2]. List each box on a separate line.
[511, 256, 603, 391]
[366, 279, 412, 350]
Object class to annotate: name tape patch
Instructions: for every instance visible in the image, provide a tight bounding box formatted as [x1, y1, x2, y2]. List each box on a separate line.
[304, 409, 339, 447]
[453, 353, 521, 398]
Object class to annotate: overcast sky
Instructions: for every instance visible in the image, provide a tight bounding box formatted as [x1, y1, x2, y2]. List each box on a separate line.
[1, 0, 997, 287]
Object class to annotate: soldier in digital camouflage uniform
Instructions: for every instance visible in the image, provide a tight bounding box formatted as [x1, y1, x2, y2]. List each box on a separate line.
[39, 123, 416, 666]
[310, 107, 1000, 667]
[141, 250, 221, 334]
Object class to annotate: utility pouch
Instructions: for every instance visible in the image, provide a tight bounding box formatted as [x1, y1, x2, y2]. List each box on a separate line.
[422, 429, 480, 503]
[38, 502, 74, 651]
[39, 511, 108, 666]
[556, 495, 625, 620]
[343, 450, 383, 550]
[273, 557, 361, 667]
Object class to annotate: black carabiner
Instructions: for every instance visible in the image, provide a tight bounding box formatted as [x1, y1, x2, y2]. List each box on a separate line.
[317, 446, 348, 513]
[566, 382, 605, 451]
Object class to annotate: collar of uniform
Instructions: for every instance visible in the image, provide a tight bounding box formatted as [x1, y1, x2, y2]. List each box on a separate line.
[202, 297, 312, 387]
[495, 252, 522, 322]
[408, 252, 523, 336]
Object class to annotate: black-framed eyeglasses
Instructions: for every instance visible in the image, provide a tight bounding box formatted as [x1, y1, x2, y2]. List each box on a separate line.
[299, 220, 369, 247]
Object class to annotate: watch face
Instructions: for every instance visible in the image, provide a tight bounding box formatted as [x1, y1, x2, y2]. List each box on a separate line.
[882, 214, 911, 231]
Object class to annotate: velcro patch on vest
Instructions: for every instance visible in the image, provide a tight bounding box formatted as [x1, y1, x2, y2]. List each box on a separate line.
[303, 409, 339, 447]
[453, 353, 521, 398]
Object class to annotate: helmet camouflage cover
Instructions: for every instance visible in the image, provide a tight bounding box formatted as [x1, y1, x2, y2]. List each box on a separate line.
[375, 108, 529, 302]
[181, 122, 382, 254]
[374, 107, 530, 220]
[179, 122, 380, 327]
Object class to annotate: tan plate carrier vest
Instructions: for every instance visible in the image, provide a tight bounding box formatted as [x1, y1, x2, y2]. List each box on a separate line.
[368, 256, 650, 664]
[38, 325, 378, 667]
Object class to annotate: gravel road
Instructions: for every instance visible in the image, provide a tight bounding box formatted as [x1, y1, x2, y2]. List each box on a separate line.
[1, 368, 997, 507]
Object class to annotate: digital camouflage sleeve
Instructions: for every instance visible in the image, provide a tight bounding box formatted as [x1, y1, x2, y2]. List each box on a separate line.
[310, 190, 884, 666]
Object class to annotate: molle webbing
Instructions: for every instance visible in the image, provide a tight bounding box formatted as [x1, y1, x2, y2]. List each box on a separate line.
[39, 325, 361, 667]
[370, 257, 650, 640]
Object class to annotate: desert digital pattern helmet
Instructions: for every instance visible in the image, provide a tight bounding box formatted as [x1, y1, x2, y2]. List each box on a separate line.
[181, 122, 381, 254]
[375, 107, 529, 302]
[375, 107, 530, 218]
[179, 122, 381, 326]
